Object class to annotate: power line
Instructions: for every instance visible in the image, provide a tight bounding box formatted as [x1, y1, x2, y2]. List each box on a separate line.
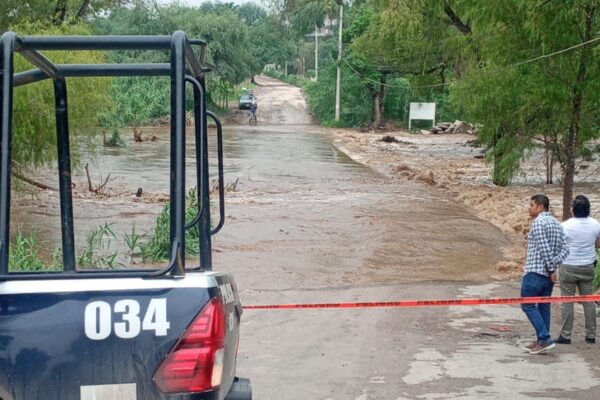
[342, 36, 600, 90]
[411, 35, 600, 88]
[512, 36, 600, 66]
[341, 59, 409, 89]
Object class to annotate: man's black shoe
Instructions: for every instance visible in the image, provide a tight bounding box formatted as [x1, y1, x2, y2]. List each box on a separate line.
[555, 336, 571, 344]
[585, 337, 595, 344]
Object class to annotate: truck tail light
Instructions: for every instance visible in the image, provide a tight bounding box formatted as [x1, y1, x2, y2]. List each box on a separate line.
[153, 297, 226, 394]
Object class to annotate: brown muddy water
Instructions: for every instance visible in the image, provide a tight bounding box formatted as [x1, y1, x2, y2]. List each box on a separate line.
[11, 124, 509, 284]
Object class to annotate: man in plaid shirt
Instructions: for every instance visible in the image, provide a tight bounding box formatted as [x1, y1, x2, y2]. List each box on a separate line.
[521, 194, 569, 355]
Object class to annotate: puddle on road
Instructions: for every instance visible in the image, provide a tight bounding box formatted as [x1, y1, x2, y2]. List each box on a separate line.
[12, 124, 509, 282]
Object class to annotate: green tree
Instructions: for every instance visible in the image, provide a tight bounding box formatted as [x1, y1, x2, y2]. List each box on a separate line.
[0, 0, 133, 29]
[304, 63, 373, 127]
[349, 0, 470, 127]
[454, 1, 600, 218]
[249, 15, 297, 76]
[235, 3, 268, 26]
[94, 3, 259, 117]
[350, 0, 600, 218]
[10, 22, 114, 168]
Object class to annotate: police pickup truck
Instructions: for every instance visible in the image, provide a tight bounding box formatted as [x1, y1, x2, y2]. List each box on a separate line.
[0, 31, 251, 400]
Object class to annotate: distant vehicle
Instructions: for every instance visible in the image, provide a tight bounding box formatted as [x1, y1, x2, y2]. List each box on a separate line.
[239, 93, 256, 110]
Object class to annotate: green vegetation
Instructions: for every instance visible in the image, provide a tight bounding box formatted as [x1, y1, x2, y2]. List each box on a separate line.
[103, 128, 126, 147]
[9, 228, 61, 272]
[303, 64, 372, 127]
[124, 225, 144, 264]
[102, 77, 172, 128]
[140, 188, 201, 261]
[77, 223, 121, 269]
[93, 3, 258, 121]
[450, 2, 600, 217]
[10, 22, 114, 168]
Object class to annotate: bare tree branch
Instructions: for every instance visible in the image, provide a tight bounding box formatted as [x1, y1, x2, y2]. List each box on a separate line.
[76, 0, 93, 19]
[443, 1, 471, 35]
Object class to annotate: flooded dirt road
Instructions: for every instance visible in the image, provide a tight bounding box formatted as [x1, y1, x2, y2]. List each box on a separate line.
[12, 75, 600, 398]
[219, 76, 600, 399]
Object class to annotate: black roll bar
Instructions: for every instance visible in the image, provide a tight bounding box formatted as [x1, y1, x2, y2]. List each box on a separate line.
[168, 31, 187, 277]
[0, 32, 16, 275]
[184, 76, 205, 231]
[207, 111, 225, 236]
[14, 64, 174, 86]
[54, 78, 76, 272]
[0, 31, 219, 278]
[16, 36, 203, 51]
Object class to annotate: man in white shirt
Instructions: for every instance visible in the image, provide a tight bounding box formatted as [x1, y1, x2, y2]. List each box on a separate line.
[557, 195, 600, 344]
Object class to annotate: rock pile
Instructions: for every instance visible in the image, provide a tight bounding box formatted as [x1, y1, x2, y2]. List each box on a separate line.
[426, 120, 478, 135]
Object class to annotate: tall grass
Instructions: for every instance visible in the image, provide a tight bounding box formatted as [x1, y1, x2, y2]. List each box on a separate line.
[140, 188, 201, 261]
[77, 223, 121, 269]
[124, 224, 144, 264]
[9, 228, 61, 272]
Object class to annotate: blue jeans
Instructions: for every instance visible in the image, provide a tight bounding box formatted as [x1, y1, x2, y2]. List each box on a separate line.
[521, 272, 554, 344]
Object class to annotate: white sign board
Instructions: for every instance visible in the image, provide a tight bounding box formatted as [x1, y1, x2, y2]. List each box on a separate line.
[409, 102, 436, 129]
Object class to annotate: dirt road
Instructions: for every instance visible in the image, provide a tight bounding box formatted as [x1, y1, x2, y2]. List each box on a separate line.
[217, 77, 600, 399]
[224, 74, 313, 126]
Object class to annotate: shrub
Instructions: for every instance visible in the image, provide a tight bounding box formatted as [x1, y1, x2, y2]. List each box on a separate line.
[140, 188, 201, 261]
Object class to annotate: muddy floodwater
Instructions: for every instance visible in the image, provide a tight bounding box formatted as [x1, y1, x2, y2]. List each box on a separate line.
[14, 76, 598, 400]
[12, 121, 509, 284]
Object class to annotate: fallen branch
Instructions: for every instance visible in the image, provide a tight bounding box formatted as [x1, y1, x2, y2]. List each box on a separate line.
[12, 170, 57, 191]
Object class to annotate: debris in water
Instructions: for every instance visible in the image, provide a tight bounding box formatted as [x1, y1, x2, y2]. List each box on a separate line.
[380, 135, 399, 143]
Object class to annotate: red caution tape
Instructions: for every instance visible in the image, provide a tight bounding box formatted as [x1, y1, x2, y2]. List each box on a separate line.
[243, 294, 600, 310]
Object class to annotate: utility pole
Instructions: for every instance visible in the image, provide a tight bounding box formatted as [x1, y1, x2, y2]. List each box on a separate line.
[335, 2, 343, 122]
[314, 24, 319, 82]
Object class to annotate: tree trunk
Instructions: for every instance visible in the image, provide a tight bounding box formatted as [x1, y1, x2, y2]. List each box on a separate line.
[76, 0, 92, 19]
[563, 155, 575, 219]
[545, 141, 553, 184]
[53, 0, 68, 25]
[374, 95, 382, 128]
[368, 85, 382, 128]
[379, 73, 386, 124]
[492, 128, 508, 186]
[561, 5, 595, 220]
